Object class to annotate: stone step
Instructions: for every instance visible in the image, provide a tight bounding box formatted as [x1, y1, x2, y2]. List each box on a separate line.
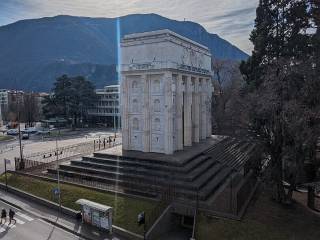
[182, 155, 211, 173]
[193, 163, 225, 189]
[182, 157, 218, 182]
[70, 160, 171, 179]
[93, 152, 179, 167]
[59, 164, 163, 184]
[215, 143, 244, 166]
[82, 156, 180, 173]
[199, 167, 233, 200]
[47, 168, 159, 198]
[58, 163, 202, 191]
[48, 168, 201, 200]
[82, 154, 212, 176]
[206, 141, 248, 168]
[217, 143, 254, 170]
[74, 155, 216, 183]
[203, 138, 238, 154]
[205, 172, 240, 205]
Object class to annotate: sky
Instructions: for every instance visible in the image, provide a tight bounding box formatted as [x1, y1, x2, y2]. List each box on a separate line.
[0, 0, 259, 54]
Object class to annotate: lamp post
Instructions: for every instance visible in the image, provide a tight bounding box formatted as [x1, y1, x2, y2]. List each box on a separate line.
[48, 94, 62, 212]
[191, 189, 199, 240]
[55, 127, 62, 213]
[113, 95, 117, 139]
[16, 92, 24, 169]
[4, 159, 8, 191]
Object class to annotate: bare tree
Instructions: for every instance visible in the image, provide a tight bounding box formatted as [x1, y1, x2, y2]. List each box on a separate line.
[212, 59, 246, 135]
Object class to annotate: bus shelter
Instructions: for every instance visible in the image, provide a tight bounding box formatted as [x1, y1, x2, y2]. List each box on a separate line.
[76, 199, 113, 233]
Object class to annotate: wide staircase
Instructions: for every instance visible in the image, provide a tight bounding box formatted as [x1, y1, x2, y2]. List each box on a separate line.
[47, 137, 257, 205]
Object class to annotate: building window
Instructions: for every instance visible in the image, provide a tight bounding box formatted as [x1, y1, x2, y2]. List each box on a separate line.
[132, 81, 139, 92]
[133, 118, 139, 130]
[132, 99, 139, 112]
[153, 80, 160, 92]
[154, 99, 161, 112]
[153, 118, 161, 131]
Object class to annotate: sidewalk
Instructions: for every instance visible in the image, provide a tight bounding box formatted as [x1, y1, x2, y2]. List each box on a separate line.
[0, 189, 128, 240]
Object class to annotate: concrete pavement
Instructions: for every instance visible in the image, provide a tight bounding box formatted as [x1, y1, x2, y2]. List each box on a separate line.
[0, 129, 122, 174]
[0, 189, 127, 240]
[0, 200, 84, 240]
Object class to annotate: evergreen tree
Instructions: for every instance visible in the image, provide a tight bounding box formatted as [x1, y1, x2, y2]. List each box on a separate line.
[43, 75, 97, 127]
[240, 0, 320, 202]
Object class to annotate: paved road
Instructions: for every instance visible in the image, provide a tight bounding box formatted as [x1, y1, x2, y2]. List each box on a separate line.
[0, 129, 122, 174]
[0, 200, 83, 240]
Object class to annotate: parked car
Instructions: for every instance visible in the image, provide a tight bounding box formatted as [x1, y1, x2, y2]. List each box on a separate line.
[6, 129, 19, 135]
[22, 133, 29, 140]
[36, 129, 50, 135]
[22, 127, 38, 134]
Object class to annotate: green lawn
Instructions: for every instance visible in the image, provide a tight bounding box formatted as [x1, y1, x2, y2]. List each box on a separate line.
[196, 189, 320, 240]
[0, 135, 14, 141]
[0, 173, 156, 234]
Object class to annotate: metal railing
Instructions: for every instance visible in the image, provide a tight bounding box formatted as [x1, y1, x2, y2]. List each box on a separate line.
[15, 137, 121, 171]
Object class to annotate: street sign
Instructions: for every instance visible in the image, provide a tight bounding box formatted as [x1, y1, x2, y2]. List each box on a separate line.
[137, 211, 145, 226]
[4, 159, 11, 165]
[52, 187, 60, 196]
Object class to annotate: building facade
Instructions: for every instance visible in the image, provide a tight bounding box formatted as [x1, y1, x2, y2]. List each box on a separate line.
[121, 30, 214, 155]
[0, 89, 8, 125]
[88, 85, 120, 128]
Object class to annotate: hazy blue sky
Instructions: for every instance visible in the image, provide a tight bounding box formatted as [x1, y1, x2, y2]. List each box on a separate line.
[0, 0, 259, 54]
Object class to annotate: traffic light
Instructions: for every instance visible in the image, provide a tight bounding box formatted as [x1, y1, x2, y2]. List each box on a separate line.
[137, 211, 145, 226]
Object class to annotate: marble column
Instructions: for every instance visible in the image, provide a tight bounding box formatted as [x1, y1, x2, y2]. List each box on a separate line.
[143, 74, 150, 152]
[121, 76, 130, 149]
[176, 74, 184, 150]
[192, 77, 200, 143]
[164, 72, 174, 154]
[200, 79, 207, 140]
[184, 75, 192, 146]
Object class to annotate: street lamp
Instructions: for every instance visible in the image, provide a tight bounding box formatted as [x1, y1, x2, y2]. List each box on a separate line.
[113, 95, 117, 138]
[55, 127, 62, 213]
[50, 94, 62, 212]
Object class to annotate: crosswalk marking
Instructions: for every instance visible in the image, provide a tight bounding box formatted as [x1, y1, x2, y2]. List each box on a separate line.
[0, 212, 34, 233]
[0, 222, 16, 233]
[16, 212, 34, 221]
[3, 222, 16, 228]
[14, 218, 25, 225]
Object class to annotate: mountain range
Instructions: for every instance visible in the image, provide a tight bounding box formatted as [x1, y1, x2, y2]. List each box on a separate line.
[0, 14, 249, 91]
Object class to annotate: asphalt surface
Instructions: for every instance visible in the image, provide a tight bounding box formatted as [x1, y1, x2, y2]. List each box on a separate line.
[0, 200, 84, 240]
[0, 129, 122, 174]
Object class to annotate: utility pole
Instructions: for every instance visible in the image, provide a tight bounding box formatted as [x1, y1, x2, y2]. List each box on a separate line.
[191, 189, 199, 240]
[0, 100, 3, 127]
[55, 127, 62, 213]
[17, 93, 24, 169]
[4, 159, 8, 191]
[113, 96, 117, 139]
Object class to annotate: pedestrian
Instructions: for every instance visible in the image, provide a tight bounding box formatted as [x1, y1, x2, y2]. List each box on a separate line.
[9, 209, 15, 225]
[1, 209, 6, 224]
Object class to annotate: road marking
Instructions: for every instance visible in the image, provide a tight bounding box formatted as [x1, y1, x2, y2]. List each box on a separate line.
[16, 212, 34, 221]
[0, 226, 5, 233]
[3, 222, 16, 228]
[14, 217, 25, 225]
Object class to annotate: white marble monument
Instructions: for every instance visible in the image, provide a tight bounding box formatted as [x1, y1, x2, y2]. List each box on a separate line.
[121, 29, 213, 154]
